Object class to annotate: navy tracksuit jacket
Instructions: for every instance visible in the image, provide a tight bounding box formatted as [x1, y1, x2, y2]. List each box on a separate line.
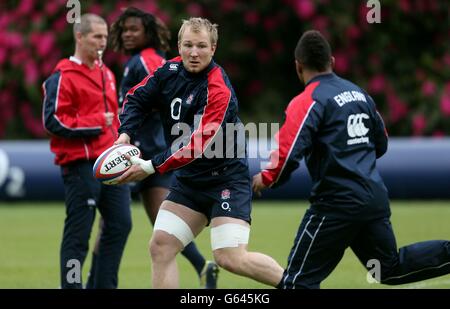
[119, 48, 167, 159]
[262, 72, 389, 220]
[119, 57, 248, 185]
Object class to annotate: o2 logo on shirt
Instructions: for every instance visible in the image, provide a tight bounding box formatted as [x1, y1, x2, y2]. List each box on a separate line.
[347, 113, 370, 145]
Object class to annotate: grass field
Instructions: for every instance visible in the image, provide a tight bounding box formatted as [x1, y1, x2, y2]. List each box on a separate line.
[0, 201, 449, 289]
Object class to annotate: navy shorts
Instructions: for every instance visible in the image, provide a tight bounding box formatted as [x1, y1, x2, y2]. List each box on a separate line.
[130, 172, 173, 194]
[166, 177, 252, 225]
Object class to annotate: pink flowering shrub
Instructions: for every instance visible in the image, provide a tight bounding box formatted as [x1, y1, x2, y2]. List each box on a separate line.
[0, 0, 448, 138]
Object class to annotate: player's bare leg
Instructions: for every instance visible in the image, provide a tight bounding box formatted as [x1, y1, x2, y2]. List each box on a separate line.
[141, 187, 168, 224]
[211, 217, 284, 286]
[144, 188, 182, 288]
[149, 201, 207, 288]
[149, 230, 182, 288]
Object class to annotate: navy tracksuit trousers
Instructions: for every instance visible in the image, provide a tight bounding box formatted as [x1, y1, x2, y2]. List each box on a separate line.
[60, 161, 131, 288]
[280, 208, 450, 289]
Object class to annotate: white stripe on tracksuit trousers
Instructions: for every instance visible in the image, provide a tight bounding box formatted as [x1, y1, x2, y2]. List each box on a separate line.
[283, 214, 326, 289]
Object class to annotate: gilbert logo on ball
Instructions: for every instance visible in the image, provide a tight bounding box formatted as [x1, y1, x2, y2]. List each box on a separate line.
[93, 144, 141, 185]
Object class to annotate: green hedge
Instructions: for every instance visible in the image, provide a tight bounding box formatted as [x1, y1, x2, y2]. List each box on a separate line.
[0, 0, 448, 138]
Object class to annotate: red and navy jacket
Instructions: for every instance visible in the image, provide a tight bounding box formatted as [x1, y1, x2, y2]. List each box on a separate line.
[119, 57, 249, 183]
[119, 48, 167, 159]
[262, 73, 390, 219]
[42, 56, 119, 166]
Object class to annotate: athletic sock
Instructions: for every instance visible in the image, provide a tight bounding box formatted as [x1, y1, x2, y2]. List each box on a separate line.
[181, 242, 206, 276]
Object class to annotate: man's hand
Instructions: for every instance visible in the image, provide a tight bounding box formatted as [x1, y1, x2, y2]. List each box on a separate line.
[116, 155, 155, 184]
[252, 173, 268, 197]
[104, 112, 114, 127]
[129, 156, 155, 174]
[115, 133, 131, 145]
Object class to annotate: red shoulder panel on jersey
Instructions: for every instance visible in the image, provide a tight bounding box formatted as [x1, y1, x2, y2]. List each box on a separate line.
[261, 81, 320, 186]
[156, 66, 231, 173]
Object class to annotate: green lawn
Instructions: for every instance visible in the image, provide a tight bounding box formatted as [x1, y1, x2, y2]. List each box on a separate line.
[0, 201, 449, 288]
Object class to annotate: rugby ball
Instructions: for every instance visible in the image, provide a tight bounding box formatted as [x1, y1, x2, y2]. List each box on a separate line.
[93, 144, 141, 185]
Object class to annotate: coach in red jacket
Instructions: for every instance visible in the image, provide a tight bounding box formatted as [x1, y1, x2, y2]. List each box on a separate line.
[42, 13, 131, 289]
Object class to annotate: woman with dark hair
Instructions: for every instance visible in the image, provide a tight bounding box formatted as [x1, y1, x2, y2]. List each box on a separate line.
[88, 7, 218, 289]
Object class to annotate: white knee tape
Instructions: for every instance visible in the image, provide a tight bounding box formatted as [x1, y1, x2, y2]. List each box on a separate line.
[210, 223, 250, 250]
[153, 209, 194, 247]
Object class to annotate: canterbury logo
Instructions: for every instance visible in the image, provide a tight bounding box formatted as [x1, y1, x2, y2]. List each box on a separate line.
[347, 113, 369, 137]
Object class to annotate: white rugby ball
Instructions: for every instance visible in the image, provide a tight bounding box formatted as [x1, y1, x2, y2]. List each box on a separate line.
[93, 144, 141, 185]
